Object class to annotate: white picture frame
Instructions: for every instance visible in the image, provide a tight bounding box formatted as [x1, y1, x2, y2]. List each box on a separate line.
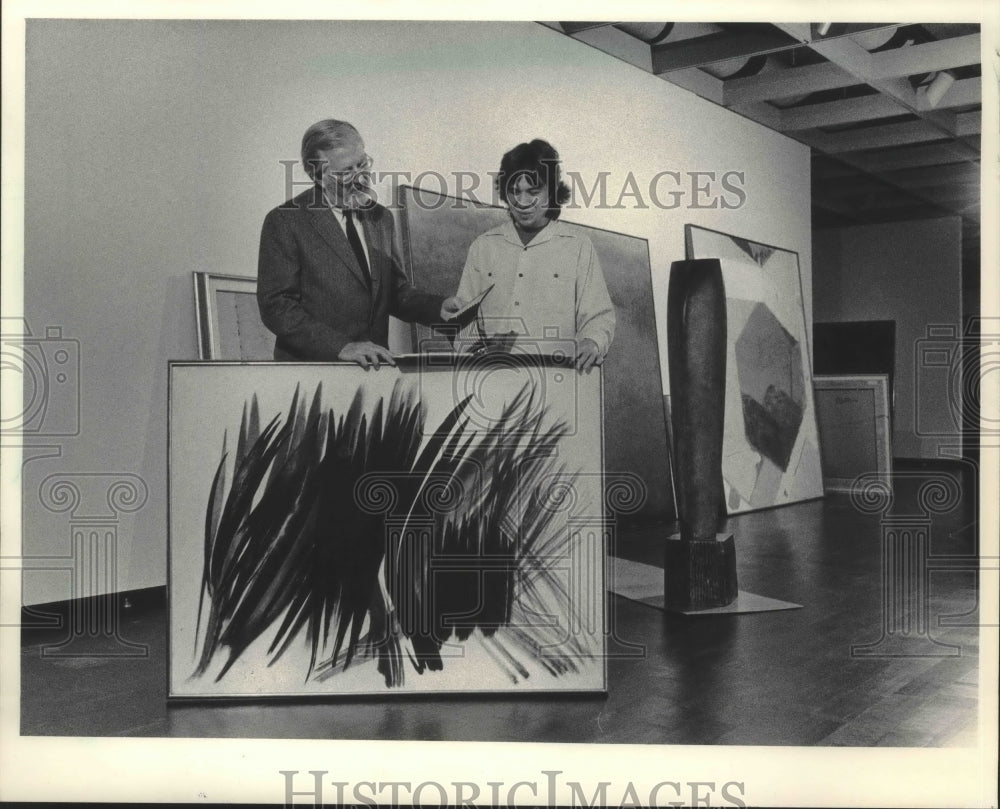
[813, 374, 893, 494]
[193, 272, 274, 360]
[168, 358, 607, 697]
[685, 225, 825, 513]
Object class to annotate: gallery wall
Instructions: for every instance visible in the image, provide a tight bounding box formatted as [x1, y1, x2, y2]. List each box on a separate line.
[812, 217, 963, 460]
[21, 19, 812, 604]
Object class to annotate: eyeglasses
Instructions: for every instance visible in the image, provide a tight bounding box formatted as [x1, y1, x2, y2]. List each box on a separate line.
[322, 155, 374, 185]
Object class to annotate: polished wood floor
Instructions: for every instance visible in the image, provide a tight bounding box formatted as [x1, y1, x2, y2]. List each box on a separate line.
[20, 466, 981, 746]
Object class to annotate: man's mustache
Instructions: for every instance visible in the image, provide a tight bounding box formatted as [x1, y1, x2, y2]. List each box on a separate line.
[342, 176, 377, 208]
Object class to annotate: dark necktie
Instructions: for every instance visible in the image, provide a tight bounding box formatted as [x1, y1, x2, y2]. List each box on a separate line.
[342, 209, 370, 279]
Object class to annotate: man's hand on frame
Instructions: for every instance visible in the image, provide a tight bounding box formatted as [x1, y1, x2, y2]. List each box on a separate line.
[339, 341, 396, 369]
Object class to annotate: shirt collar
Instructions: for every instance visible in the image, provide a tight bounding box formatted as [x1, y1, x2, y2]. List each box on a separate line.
[499, 217, 564, 248]
[322, 191, 360, 221]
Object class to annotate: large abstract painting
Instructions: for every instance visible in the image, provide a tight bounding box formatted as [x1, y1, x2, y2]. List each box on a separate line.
[685, 225, 824, 514]
[168, 358, 606, 697]
[397, 185, 675, 521]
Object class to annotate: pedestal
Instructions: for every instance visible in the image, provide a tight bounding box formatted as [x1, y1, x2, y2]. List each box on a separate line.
[664, 533, 738, 610]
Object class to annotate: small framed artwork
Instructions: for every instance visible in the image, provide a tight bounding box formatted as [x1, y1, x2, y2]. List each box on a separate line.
[812, 374, 893, 494]
[168, 356, 607, 697]
[193, 272, 275, 360]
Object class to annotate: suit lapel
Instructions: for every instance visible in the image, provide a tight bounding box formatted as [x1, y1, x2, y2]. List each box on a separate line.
[305, 203, 370, 291]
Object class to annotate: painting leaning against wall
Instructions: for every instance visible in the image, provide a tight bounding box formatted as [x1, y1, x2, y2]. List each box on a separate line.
[168, 358, 607, 697]
[684, 225, 825, 514]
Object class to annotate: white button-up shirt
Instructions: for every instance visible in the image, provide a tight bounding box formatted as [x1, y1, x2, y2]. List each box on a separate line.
[456, 219, 616, 355]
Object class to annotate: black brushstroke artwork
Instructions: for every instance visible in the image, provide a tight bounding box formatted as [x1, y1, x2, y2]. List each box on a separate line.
[193, 378, 591, 687]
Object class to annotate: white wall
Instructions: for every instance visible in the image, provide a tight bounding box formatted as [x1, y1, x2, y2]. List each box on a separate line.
[21, 19, 811, 604]
[813, 217, 963, 459]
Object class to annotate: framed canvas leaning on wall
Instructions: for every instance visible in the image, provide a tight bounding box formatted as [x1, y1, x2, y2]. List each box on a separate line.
[685, 224, 825, 514]
[193, 272, 274, 360]
[813, 374, 893, 494]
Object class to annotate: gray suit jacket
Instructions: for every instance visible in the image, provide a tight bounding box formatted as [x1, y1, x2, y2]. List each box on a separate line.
[257, 186, 444, 360]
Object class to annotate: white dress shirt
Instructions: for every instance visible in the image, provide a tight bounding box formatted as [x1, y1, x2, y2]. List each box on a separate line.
[329, 205, 371, 275]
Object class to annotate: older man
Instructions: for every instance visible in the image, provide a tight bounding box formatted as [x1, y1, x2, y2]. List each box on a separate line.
[257, 119, 459, 367]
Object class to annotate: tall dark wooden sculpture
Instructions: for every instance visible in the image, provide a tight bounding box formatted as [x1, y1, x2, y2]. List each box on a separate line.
[665, 259, 738, 609]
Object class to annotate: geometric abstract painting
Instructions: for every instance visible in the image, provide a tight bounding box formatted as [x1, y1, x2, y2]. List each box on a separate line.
[736, 302, 806, 472]
[168, 357, 606, 697]
[685, 225, 824, 514]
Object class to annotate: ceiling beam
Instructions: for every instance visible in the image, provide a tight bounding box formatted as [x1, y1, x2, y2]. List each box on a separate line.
[541, 20, 983, 229]
[774, 25, 982, 147]
[783, 29, 900, 95]
[723, 33, 982, 108]
[955, 111, 982, 137]
[774, 22, 810, 43]
[652, 26, 797, 75]
[661, 67, 724, 104]
[780, 93, 905, 130]
[915, 77, 981, 112]
[798, 31, 876, 78]
[727, 101, 784, 129]
[558, 22, 618, 35]
[798, 120, 950, 152]
[871, 33, 981, 79]
[569, 23, 654, 73]
[724, 61, 858, 106]
[779, 76, 981, 131]
[721, 25, 923, 105]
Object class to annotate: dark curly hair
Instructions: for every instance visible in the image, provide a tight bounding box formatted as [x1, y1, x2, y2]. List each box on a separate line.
[495, 139, 571, 220]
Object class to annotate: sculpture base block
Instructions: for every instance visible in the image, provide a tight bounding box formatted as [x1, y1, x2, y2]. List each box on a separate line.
[664, 533, 738, 610]
[610, 557, 800, 614]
